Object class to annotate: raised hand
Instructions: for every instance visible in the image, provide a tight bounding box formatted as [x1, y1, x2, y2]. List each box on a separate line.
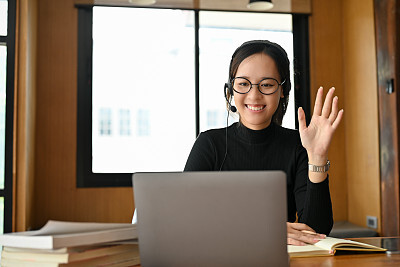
[298, 87, 344, 183]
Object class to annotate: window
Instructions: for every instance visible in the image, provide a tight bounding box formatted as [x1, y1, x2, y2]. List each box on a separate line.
[0, 0, 7, 36]
[198, 11, 295, 131]
[0, 43, 6, 188]
[77, 6, 310, 187]
[0, 0, 16, 233]
[136, 109, 149, 137]
[119, 109, 131, 136]
[90, 7, 195, 175]
[98, 108, 112, 136]
[206, 110, 222, 128]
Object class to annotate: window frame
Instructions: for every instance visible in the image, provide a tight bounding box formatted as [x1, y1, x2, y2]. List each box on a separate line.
[76, 6, 311, 188]
[0, 0, 16, 233]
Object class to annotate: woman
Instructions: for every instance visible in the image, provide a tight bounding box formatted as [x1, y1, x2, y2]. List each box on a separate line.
[184, 40, 343, 246]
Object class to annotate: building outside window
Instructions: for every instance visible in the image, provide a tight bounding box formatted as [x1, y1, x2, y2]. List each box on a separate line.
[98, 108, 112, 136]
[136, 109, 150, 137]
[119, 109, 131, 136]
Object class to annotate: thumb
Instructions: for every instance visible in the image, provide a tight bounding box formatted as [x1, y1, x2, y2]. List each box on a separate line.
[298, 107, 307, 132]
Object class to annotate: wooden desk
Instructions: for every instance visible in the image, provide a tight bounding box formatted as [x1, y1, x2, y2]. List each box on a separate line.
[291, 252, 400, 266]
[134, 237, 400, 266]
[290, 237, 400, 267]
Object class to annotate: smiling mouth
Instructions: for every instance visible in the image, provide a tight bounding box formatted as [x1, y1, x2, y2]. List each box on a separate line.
[246, 105, 266, 111]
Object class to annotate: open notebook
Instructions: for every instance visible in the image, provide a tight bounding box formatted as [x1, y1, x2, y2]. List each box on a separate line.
[288, 237, 387, 257]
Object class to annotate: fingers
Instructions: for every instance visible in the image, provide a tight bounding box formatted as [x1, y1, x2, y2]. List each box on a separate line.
[288, 237, 308, 246]
[287, 232, 324, 245]
[313, 87, 324, 116]
[313, 86, 343, 127]
[298, 107, 307, 132]
[328, 96, 339, 123]
[287, 233, 321, 246]
[332, 109, 344, 129]
[287, 222, 326, 246]
[321, 87, 336, 118]
[287, 222, 315, 233]
[324, 87, 344, 129]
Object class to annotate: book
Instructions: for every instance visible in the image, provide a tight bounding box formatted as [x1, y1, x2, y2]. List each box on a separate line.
[1, 243, 138, 263]
[0, 220, 138, 250]
[0, 250, 140, 266]
[288, 237, 387, 257]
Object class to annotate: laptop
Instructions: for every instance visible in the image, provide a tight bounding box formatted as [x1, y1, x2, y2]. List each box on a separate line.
[133, 171, 288, 267]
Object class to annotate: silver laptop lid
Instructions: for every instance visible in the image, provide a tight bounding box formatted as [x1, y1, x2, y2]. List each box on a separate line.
[133, 171, 288, 267]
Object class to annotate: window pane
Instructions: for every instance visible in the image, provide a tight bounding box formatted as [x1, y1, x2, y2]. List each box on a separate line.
[0, 1, 7, 36]
[0, 45, 6, 189]
[0, 197, 3, 234]
[199, 12, 295, 131]
[92, 7, 195, 173]
[119, 109, 131, 136]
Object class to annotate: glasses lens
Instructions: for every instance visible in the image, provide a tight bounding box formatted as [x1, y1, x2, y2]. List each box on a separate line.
[232, 78, 251, 93]
[259, 78, 279, 95]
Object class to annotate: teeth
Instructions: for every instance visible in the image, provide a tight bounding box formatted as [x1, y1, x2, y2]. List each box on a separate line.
[247, 105, 265, 111]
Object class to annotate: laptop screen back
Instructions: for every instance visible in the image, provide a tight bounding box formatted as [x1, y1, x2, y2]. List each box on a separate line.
[133, 171, 288, 267]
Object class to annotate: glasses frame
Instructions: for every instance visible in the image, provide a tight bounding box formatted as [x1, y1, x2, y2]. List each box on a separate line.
[231, 77, 286, 95]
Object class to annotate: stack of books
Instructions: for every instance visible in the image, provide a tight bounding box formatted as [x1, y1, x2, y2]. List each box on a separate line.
[0, 220, 140, 266]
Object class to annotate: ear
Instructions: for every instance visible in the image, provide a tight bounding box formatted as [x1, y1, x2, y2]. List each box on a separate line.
[280, 88, 285, 98]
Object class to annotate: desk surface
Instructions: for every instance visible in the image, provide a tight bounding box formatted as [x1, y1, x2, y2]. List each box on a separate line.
[134, 237, 400, 266]
[290, 237, 400, 267]
[291, 252, 400, 266]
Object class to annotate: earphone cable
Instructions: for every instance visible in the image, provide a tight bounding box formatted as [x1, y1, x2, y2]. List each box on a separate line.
[219, 109, 230, 171]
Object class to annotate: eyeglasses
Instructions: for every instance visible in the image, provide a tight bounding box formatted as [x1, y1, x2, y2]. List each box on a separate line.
[231, 77, 285, 95]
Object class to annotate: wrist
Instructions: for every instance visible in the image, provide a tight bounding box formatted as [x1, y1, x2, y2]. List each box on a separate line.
[309, 160, 330, 173]
[307, 153, 328, 166]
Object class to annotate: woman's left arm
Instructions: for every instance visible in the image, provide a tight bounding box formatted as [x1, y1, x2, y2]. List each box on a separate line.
[298, 86, 344, 183]
[293, 144, 333, 237]
[289, 86, 343, 243]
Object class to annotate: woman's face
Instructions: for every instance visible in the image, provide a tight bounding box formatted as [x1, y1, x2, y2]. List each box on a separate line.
[233, 52, 284, 130]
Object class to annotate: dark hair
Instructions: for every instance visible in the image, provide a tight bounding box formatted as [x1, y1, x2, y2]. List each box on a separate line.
[227, 40, 291, 125]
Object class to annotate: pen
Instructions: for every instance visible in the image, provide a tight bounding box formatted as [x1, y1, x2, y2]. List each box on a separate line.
[302, 230, 326, 240]
[301, 230, 317, 235]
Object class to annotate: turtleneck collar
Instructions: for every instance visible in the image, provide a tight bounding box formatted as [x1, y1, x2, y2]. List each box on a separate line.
[233, 121, 276, 145]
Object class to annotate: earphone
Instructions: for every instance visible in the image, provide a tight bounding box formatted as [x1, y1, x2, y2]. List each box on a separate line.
[220, 82, 235, 170]
[224, 82, 237, 113]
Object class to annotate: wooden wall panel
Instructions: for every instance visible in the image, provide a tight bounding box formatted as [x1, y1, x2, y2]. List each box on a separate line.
[308, 0, 348, 222]
[33, 0, 133, 229]
[309, 0, 381, 233]
[343, 0, 381, 232]
[14, 0, 38, 232]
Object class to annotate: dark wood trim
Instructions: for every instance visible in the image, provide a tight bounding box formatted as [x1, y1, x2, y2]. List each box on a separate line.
[292, 15, 311, 128]
[74, 3, 311, 14]
[374, 0, 400, 236]
[4, 0, 16, 233]
[195, 11, 200, 137]
[76, 7, 132, 187]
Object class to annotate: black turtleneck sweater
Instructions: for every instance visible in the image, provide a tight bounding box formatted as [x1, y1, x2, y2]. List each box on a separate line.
[184, 122, 333, 235]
